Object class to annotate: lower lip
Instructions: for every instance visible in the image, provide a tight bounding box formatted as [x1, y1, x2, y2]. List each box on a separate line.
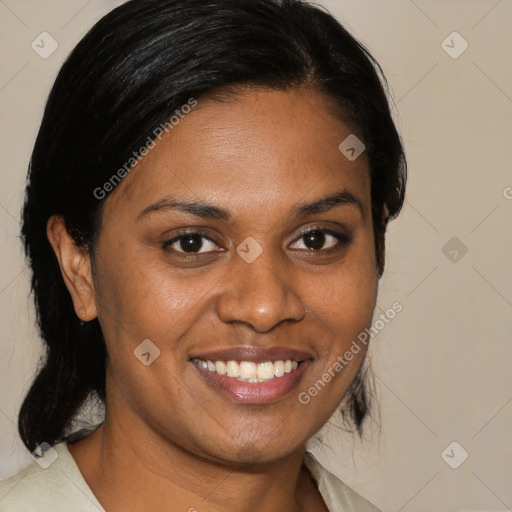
[192, 361, 311, 404]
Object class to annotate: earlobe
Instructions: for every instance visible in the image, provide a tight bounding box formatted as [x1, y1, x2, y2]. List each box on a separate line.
[46, 215, 98, 322]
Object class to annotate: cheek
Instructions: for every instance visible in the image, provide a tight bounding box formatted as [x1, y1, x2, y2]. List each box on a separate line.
[93, 244, 194, 338]
[308, 237, 378, 337]
[297, 254, 377, 416]
[93, 252, 195, 412]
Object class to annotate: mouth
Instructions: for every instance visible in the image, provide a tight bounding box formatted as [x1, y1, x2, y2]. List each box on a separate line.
[188, 346, 313, 404]
[191, 358, 303, 382]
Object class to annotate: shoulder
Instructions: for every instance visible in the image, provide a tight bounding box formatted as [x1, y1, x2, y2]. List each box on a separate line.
[304, 451, 382, 512]
[0, 442, 104, 512]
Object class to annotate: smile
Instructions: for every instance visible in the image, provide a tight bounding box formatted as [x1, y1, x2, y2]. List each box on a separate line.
[191, 358, 301, 382]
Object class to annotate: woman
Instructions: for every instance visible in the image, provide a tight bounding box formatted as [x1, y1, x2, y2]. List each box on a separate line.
[0, 0, 406, 510]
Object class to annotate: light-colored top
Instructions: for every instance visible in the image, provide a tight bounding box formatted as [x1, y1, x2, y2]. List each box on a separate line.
[0, 442, 381, 511]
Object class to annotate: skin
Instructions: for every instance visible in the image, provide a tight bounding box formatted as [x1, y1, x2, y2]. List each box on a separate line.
[47, 85, 382, 512]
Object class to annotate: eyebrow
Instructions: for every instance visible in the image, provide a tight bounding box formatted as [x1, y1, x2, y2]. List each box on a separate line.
[137, 188, 365, 222]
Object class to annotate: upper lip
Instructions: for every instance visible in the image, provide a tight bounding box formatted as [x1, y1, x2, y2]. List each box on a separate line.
[189, 345, 314, 363]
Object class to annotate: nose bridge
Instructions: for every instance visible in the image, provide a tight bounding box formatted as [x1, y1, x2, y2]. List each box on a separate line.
[215, 245, 305, 331]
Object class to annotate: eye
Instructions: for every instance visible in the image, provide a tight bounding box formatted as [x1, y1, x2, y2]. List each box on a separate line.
[162, 227, 352, 259]
[290, 228, 352, 251]
[163, 231, 222, 256]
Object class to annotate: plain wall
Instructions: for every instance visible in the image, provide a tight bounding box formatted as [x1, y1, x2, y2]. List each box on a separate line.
[1, 1, 511, 511]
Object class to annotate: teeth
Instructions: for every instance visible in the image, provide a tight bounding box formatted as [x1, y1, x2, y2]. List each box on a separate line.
[193, 358, 302, 381]
[274, 360, 285, 377]
[215, 361, 227, 375]
[240, 361, 257, 379]
[257, 362, 274, 379]
[226, 360, 240, 378]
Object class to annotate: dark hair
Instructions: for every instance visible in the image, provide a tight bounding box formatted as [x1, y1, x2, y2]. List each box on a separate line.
[19, 0, 406, 452]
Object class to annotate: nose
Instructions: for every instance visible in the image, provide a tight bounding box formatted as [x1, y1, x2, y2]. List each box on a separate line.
[215, 247, 305, 332]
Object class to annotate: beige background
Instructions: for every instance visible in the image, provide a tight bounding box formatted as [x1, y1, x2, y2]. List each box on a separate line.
[1, 1, 511, 511]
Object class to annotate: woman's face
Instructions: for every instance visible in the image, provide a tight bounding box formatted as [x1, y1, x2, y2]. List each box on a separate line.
[90, 86, 379, 465]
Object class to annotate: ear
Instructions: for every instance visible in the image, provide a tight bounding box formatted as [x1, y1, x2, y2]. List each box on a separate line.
[376, 204, 390, 277]
[46, 215, 98, 322]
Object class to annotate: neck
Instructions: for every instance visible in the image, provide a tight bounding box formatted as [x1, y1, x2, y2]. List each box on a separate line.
[68, 408, 316, 512]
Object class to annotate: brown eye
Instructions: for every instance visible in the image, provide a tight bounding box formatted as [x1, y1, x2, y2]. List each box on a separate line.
[290, 228, 352, 251]
[163, 232, 221, 255]
[303, 229, 327, 250]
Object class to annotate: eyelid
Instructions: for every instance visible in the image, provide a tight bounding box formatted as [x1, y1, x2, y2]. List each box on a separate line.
[292, 225, 350, 242]
[162, 229, 221, 250]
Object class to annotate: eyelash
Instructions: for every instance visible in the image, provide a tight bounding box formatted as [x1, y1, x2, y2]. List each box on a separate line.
[162, 227, 352, 259]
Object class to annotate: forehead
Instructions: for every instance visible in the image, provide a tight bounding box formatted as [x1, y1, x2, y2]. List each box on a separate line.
[103, 86, 370, 220]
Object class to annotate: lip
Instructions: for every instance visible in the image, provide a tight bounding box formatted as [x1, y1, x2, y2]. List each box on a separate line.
[192, 358, 311, 404]
[188, 345, 314, 364]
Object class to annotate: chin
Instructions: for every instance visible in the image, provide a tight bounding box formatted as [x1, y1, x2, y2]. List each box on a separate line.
[202, 435, 303, 469]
